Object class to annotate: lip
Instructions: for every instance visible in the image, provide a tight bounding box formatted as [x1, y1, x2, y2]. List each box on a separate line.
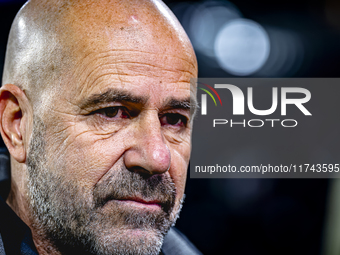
[116, 197, 162, 209]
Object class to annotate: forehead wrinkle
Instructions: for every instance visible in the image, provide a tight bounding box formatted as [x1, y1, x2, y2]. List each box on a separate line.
[81, 75, 191, 105]
[86, 73, 191, 94]
[71, 50, 196, 82]
[70, 51, 196, 96]
[77, 61, 193, 94]
[76, 66, 119, 96]
[115, 51, 196, 74]
[117, 63, 196, 79]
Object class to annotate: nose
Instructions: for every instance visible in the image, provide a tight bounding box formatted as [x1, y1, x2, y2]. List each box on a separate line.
[124, 113, 171, 175]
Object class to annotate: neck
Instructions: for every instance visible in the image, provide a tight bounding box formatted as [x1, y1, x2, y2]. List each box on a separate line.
[6, 181, 30, 227]
[31, 235, 62, 255]
[7, 161, 61, 255]
[8, 190, 63, 255]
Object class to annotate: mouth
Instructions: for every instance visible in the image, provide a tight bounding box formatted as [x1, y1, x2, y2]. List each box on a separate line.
[114, 197, 163, 210]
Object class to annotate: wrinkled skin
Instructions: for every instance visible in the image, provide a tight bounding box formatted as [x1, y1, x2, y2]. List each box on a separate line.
[0, 0, 197, 254]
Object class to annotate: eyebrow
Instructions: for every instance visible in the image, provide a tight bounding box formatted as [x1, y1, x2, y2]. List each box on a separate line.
[164, 95, 198, 118]
[166, 98, 191, 110]
[79, 88, 147, 109]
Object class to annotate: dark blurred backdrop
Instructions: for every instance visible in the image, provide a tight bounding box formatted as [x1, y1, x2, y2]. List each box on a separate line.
[1, 0, 339, 254]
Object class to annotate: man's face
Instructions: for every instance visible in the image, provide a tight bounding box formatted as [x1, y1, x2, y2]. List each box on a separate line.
[25, 21, 197, 255]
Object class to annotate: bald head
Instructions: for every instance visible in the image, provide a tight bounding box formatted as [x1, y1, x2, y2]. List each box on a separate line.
[2, 0, 197, 108]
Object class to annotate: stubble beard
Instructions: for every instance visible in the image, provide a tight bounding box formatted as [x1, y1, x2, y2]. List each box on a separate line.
[26, 117, 183, 255]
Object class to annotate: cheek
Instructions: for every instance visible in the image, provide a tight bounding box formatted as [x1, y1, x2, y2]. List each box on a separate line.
[46, 126, 127, 189]
[169, 144, 191, 200]
[44, 113, 191, 193]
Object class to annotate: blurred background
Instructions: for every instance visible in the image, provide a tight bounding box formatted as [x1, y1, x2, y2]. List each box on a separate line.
[1, 0, 340, 254]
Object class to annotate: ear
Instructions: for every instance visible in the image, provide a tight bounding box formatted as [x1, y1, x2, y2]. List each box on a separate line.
[0, 84, 31, 163]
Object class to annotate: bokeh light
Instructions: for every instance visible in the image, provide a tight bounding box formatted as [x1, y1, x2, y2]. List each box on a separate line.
[259, 28, 304, 77]
[214, 18, 270, 76]
[188, 1, 242, 58]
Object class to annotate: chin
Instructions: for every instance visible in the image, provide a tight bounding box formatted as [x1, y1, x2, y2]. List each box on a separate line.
[91, 227, 165, 255]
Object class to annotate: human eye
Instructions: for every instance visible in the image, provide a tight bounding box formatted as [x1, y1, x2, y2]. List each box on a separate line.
[93, 106, 130, 119]
[160, 113, 188, 127]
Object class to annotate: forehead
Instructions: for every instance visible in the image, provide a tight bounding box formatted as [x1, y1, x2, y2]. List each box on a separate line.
[70, 51, 194, 98]
[53, 1, 197, 105]
[60, 0, 197, 67]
